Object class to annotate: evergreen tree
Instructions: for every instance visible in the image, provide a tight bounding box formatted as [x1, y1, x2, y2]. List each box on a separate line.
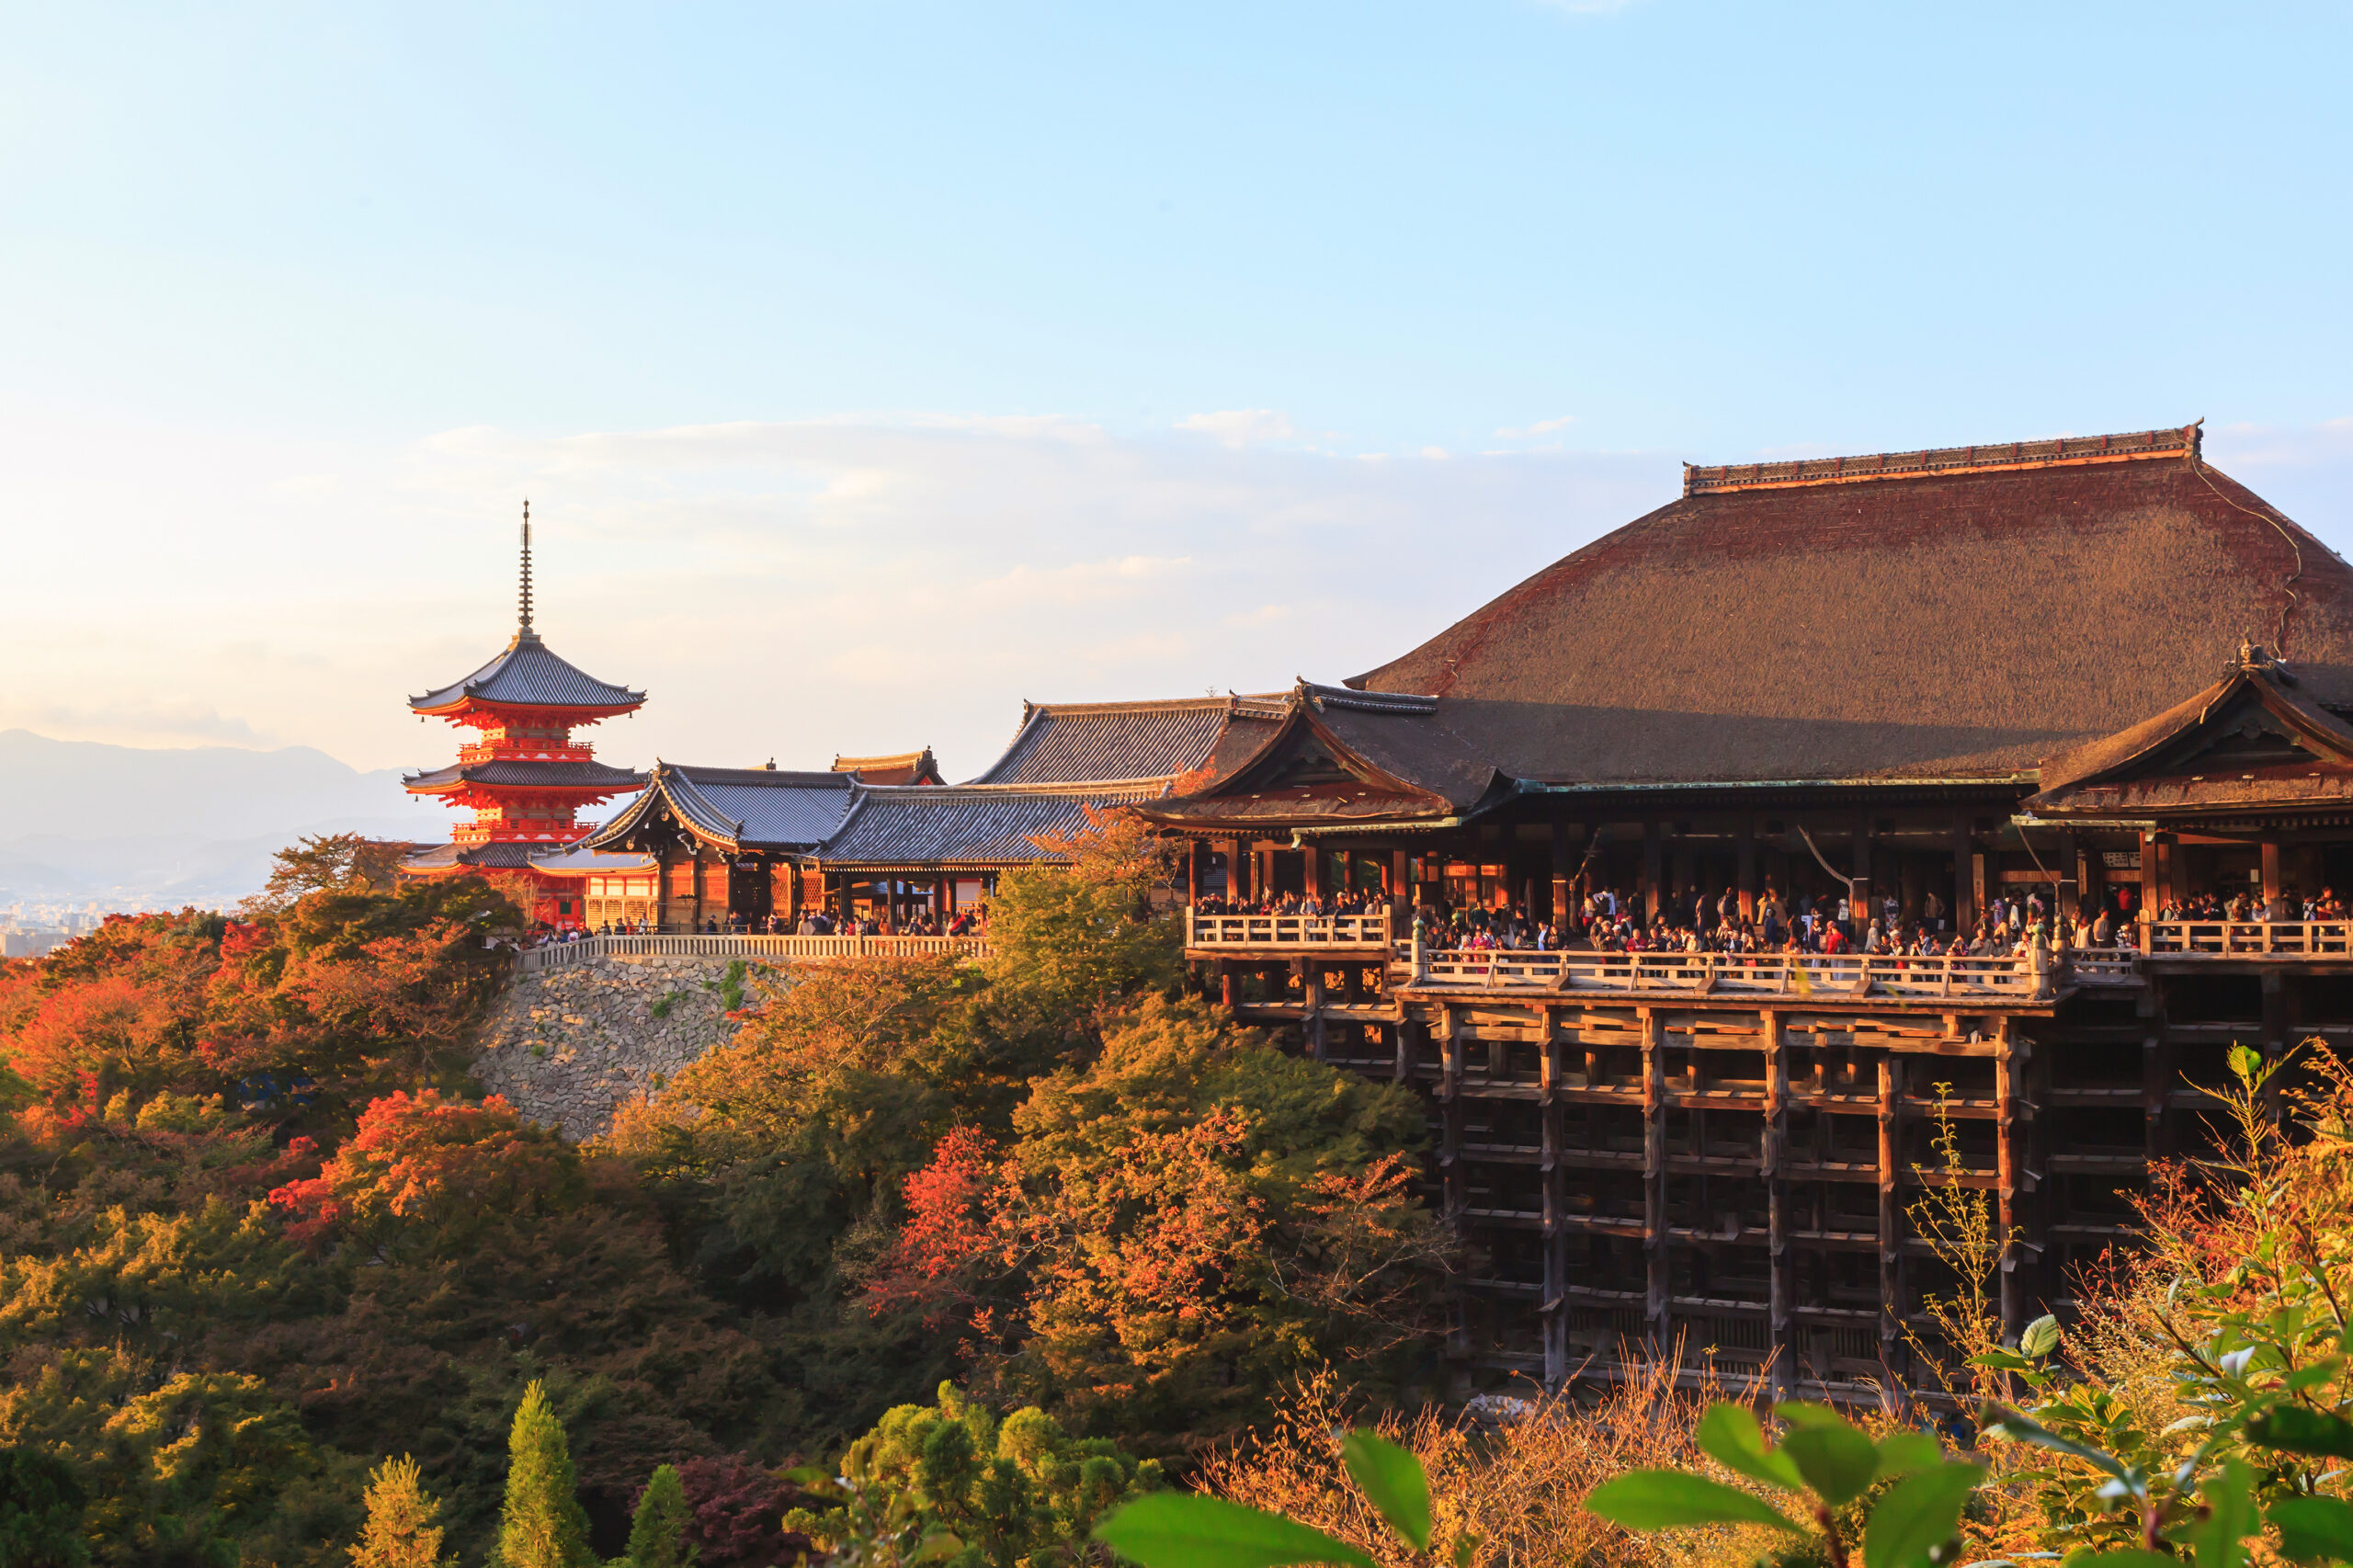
[491, 1382, 593, 1568]
[621, 1464, 696, 1568]
[0, 1448, 88, 1568]
[348, 1455, 450, 1568]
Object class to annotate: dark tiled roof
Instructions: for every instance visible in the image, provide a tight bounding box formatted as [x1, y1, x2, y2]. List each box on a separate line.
[403, 759, 645, 793]
[1352, 432, 2353, 787]
[411, 631, 645, 714]
[819, 783, 1166, 868]
[402, 841, 543, 870]
[579, 765, 856, 854]
[2028, 657, 2353, 817]
[970, 698, 1243, 784]
[832, 748, 944, 785]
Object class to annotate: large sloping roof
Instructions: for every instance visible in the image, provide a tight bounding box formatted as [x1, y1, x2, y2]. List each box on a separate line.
[819, 782, 1167, 869]
[970, 697, 1243, 784]
[832, 748, 944, 786]
[579, 764, 856, 854]
[1350, 426, 2353, 787]
[411, 631, 646, 715]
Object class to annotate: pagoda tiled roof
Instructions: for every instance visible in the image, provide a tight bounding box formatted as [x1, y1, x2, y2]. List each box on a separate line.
[410, 631, 645, 714]
[401, 840, 543, 871]
[403, 759, 645, 793]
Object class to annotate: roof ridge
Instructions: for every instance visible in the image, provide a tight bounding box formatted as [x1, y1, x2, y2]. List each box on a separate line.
[1685, 422, 2202, 496]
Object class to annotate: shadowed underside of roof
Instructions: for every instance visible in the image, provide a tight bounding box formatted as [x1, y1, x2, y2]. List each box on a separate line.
[411, 632, 646, 713]
[970, 698, 1240, 784]
[403, 759, 645, 793]
[1352, 433, 2353, 787]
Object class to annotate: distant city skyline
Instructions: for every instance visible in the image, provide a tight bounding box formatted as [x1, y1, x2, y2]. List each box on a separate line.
[7, 3, 2352, 775]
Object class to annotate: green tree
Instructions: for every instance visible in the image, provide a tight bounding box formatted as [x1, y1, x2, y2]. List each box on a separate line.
[242, 834, 413, 915]
[491, 1382, 593, 1568]
[0, 1447, 88, 1568]
[789, 1382, 1158, 1568]
[348, 1455, 451, 1568]
[622, 1463, 696, 1568]
[984, 810, 1181, 1039]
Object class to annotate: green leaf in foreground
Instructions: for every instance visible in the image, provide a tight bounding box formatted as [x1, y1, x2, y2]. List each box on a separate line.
[1979, 1405, 2132, 1483]
[1340, 1430, 1431, 1551]
[1873, 1430, 1942, 1480]
[1095, 1493, 1377, 1568]
[1696, 1405, 1803, 1491]
[2187, 1460, 2256, 1568]
[2019, 1314, 2062, 1358]
[1861, 1462, 1986, 1568]
[1783, 1423, 1882, 1506]
[2270, 1495, 2353, 1564]
[2246, 1404, 2353, 1461]
[1585, 1471, 1805, 1535]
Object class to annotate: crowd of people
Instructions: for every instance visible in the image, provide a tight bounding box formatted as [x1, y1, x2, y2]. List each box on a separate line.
[2155, 887, 2347, 922]
[518, 903, 989, 945]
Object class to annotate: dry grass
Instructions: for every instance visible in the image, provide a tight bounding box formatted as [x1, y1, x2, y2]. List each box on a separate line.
[1196, 1355, 1782, 1568]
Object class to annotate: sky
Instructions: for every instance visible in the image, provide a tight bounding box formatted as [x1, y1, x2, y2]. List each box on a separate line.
[5, 1, 2353, 782]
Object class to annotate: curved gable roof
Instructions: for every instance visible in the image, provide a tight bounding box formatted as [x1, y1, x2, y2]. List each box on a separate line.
[971, 698, 1241, 785]
[1352, 428, 2353, 787]
[411, 632, 646, 714]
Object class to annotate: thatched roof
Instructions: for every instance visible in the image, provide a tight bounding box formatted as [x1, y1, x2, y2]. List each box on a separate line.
[1349, 426, 2353, 787]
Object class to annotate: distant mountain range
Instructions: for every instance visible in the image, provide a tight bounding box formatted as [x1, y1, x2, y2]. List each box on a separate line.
[0, 731, 468, 909]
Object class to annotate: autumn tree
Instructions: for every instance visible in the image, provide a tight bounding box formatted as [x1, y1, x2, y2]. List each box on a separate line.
[492, 1381, 594, 1568]
[985, 809, 1181, 1038]
[0, 1448, 87, 1568]
[244, 833, 414, 915]
[349, 1455, 453, 1568]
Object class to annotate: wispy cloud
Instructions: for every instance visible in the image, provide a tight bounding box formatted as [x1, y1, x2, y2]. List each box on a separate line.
[1177, 408, 1299, 447]
[1495, 415, 1578, 439]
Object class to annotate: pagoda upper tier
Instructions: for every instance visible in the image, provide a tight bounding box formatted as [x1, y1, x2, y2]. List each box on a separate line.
[403, 509, 647, 849]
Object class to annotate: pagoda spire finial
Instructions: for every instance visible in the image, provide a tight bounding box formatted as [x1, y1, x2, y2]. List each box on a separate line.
[518, 499, 535, 638]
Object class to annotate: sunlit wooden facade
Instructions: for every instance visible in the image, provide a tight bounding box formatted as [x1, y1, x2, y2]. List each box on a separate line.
[1137, 426, 2353, 1398]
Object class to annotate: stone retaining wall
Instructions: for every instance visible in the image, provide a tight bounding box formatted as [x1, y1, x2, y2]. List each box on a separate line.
[472, 951, 782, 1139]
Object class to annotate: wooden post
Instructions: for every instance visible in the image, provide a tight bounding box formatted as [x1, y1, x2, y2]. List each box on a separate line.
[1301, 960, 1326, 1062]
[1643, 821, 1664, 927]
[2262, 839, 2283, 910]
[1642, 1006, 1669, 1349]
[1391, 848, 1410, 921]
[1541, 1007, 1567, 1389]
[689, 848, 707, 932]
[1952, 812, 1974, 933]
[1229, 839, 1249, 904]
[1995, 1020, 2025, 1340]
[1551, 821, 1574, 930]
[1739, 817, 1758, 922]
[654, 846, 674, 932]
[1852, 815, 1874, 934]
[1303, 844, 1323, 904]
[1762, 1008, 1790, 1398]
[1187, 841, 1199, 905]
[1877, 1052, 1904, 1372]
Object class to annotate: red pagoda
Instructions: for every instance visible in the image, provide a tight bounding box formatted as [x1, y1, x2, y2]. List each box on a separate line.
[401, 506, 647, 926]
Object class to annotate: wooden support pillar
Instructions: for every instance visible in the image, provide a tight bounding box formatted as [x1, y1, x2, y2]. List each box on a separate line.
[1877, 1052, 1904, 1370]
[1952, 811, 1975, 934]
[1220, 960, 1237, 1012]
[2262, 839, 2283, 910]
[689, 848, 707, 932]
[1187, 841, 1199, 904]
[1225, 839, 1246, 904]
[1541, 1007, 1567, 1389]
[654, 846, 675, 932]
[1394, 1016, 1416, 1086]
[1550, 821, 1574, 929]
[1738, 818, 1758, 922]
[2142, 979, 2172, 1164]
[1642, 1006, 1669, 1349]
[1303, 845, 1323, 903]
[1643, 820, 1664, 927]
[1391, 848, 1410, 921]
[1995, 1020, 2026, 1340]
[1762, 1009, 1791, 1398]
[1441, 1009, 1465, 1222]
[1852, 815, 1875, 933]
[1299, 959, 1326, 1062]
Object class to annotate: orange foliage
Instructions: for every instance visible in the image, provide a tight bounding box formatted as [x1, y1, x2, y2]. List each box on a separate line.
[268, 1089, 582, 1248]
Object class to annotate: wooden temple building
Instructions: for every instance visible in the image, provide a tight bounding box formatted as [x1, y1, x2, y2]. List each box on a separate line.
[410, 424, 2353, 1401]
[1133, 423, 2353, 1397]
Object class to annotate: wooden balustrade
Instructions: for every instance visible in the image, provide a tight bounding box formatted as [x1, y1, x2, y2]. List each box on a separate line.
[2144, 919, 2353, 957]
[1404, 946, 2056, 999]
[517, 933, 992, 972]
[1185, 910, 1394, 948]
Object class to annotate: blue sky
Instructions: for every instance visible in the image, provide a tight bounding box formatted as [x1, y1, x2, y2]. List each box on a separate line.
[6, 2, 2352, 780]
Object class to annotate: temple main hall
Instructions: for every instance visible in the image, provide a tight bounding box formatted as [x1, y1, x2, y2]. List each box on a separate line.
[407, 422, 2353, 1398]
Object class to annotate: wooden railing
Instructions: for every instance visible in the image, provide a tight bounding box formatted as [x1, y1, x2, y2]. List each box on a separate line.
[517, 933, 992, 973]
[1404, 946, 2057, 999]
[2145, 920, 2353, 957]
[1186, 911, 1394, 949]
